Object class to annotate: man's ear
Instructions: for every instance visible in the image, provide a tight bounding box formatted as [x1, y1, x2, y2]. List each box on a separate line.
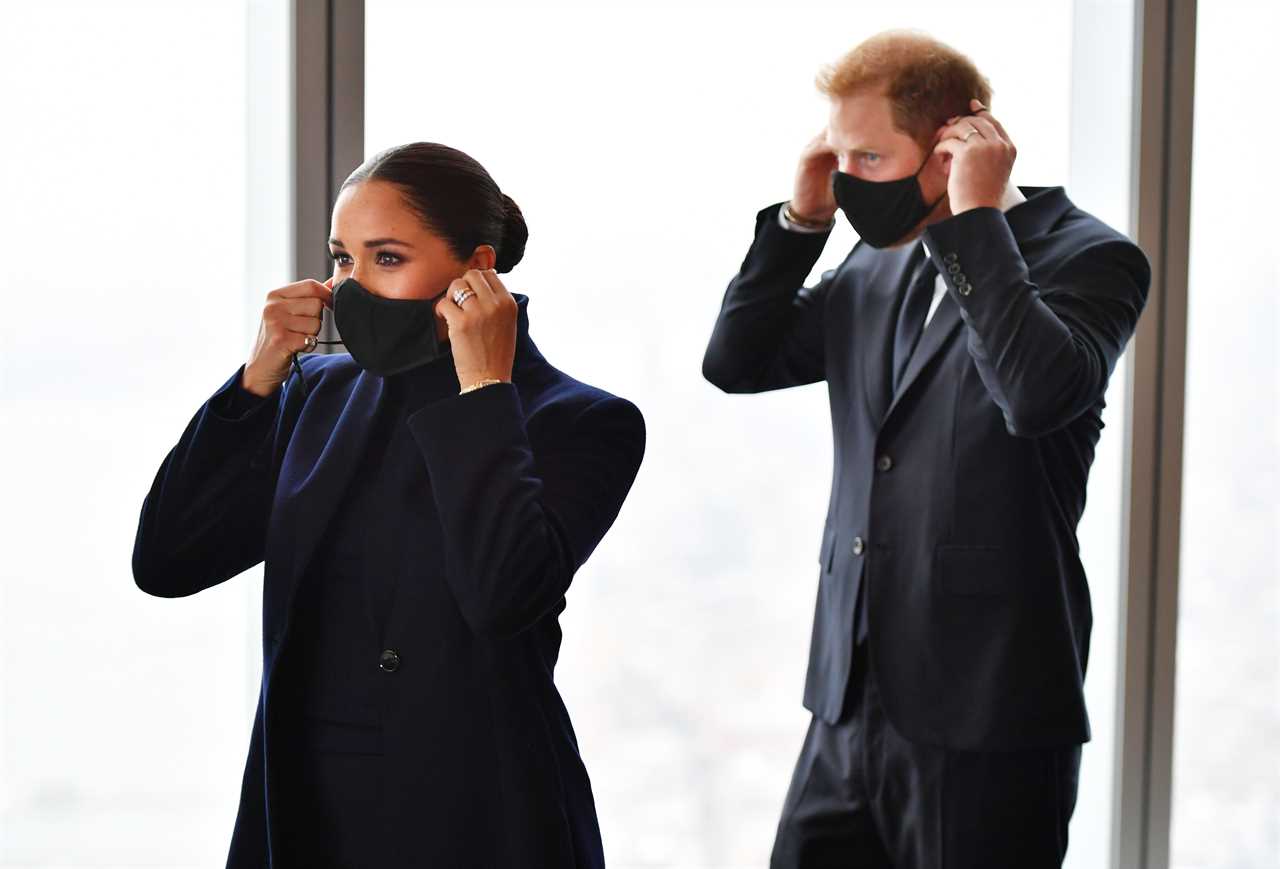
[468, 244, 497, 271]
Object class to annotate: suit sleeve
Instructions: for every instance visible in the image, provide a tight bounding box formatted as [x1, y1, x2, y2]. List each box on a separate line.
[922, 208, 1151, 437]
[132, 364, 301, 597]
[408, 383, 646, 639]
[702, 201, 838, 393]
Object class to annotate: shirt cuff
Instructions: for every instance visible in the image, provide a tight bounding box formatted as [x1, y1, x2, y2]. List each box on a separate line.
[777, 201, 836, 234]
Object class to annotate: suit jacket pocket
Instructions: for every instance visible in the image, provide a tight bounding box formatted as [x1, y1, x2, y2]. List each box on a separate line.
[936, 545, 1010, 596]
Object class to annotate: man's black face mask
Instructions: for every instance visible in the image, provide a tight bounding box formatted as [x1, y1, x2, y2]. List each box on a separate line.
[330, 276, 451, 377]
[830, 153, 945, 248]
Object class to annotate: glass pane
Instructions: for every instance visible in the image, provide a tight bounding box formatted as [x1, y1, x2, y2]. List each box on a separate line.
[1066, 1, 1138, 866]
[0, 1, 289, 864]
[1171, 0, 1280, 865]
[365, 2, 1130, 863]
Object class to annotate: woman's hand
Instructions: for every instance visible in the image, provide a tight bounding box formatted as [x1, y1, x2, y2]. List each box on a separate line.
[435, 268, 518, 390]
[242, 277, 335, 397]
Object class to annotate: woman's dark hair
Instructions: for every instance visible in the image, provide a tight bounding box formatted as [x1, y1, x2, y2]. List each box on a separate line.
[340, 142, 528, 273]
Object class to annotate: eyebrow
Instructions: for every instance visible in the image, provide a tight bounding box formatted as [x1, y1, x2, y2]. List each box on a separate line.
[328, 237, 415, 249]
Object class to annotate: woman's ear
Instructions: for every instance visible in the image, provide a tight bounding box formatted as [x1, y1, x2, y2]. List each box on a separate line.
[468, 244, 497, 271]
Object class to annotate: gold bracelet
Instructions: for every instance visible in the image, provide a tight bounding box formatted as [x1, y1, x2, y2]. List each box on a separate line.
[782, 202, 836, 230]
[459, 378, 506, 395]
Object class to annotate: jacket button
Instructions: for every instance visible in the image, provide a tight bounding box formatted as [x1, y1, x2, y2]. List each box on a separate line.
[852, 536, 865, 556]
[378, 649, 401, 672]
[947, 262, 962, 274]
[943, 252, 958, 265]
[876, 454, 893, 472]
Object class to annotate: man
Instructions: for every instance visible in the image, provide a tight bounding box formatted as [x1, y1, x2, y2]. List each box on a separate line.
[702, 30, 1150, 868]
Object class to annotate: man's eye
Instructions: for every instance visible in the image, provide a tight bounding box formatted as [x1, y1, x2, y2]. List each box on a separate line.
[862, 153, 881, 165]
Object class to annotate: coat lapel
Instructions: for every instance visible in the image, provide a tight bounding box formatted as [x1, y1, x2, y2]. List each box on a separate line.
[274, 369, 388, 615]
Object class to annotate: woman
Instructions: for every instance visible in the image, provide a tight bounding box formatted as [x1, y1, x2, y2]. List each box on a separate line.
[132, 143, 646, 868]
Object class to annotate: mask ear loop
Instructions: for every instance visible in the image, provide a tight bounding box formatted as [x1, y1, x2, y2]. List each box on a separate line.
[914, 148, 949, 214]
[290, 303, 343, 398]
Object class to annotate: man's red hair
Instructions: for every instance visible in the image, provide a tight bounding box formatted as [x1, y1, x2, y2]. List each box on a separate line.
[817, 30, 994, 148]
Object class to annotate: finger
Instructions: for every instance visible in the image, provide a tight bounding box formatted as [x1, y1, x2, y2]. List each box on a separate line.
[278, 278, 333, 303]
[481, 268, 514, 302]
[462, 268, 498, 303]
[807, 128, 834, 152]
[938, 120, 979, 144]
[280, 329, 317, 355]
[280, 313, 322, 335]
[282, 297, 325, 318]
[446, 277, 482, 315]
[436, 290, 467, 332]
[933, 138, 964, 159]
[971, 101, 1011, 142]
[967, 115, 1002, 143]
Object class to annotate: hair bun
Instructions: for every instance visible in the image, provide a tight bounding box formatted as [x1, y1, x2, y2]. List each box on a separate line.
[495, 193, 528, 273]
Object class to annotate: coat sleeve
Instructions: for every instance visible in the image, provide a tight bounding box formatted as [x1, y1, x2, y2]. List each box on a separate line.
[922, 207, 1151, 437]
[407, 383, 646, 639]
[132, 363, 303, 597]
[702, 202, 840, 393]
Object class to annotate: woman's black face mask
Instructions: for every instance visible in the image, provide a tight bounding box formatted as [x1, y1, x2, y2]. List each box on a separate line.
[830, 153, 945, 248]
[330, 276, 451, 376]
[289, 276, 451, 395]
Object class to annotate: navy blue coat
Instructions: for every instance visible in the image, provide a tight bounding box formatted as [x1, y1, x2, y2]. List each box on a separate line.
[133, 294, 645, 867]
[703, 190, 1150, 751]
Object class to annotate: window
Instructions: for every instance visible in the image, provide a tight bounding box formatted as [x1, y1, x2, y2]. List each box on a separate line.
[1169, 1, 1280, 865]
[0, 1, 289, 863]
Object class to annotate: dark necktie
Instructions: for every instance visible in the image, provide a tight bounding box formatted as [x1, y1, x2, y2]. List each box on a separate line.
[891, 252, 938, 392]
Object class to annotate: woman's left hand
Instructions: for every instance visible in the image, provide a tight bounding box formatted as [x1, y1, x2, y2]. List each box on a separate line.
[436, 268, 518, 390]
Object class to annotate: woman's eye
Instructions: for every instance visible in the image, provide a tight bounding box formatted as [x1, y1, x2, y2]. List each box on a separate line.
[862, 153, 881, 165]
[326, 251, 401, 266]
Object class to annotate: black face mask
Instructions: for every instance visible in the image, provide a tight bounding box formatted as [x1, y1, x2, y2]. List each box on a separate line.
[330, 276, 451, 376]
[830, 156, 945, 248]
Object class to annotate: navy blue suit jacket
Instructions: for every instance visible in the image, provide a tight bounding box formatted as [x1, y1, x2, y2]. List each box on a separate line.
[703, 190, 1150, 750]
[133, 294, 645, 867]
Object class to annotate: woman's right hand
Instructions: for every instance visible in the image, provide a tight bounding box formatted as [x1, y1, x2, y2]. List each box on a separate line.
[241, 277, 335, 397]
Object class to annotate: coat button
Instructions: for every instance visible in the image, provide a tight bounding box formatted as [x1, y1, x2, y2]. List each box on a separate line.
[947, 262, 962, 274]
[943, 252, 958, 265]
[852, 536, 865, 556]
[876, 454, 893, 472]
[959, 281, 973, 296]
[378, 649, 401, 672]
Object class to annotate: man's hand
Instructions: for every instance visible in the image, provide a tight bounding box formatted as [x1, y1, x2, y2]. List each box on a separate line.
[790, 128, 839, 223]
[933, 99, 1017, 214]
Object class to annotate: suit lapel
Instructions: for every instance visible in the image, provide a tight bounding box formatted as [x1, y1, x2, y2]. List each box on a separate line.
[860, 253, 914, 426]
[882, 290, 962, 424]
